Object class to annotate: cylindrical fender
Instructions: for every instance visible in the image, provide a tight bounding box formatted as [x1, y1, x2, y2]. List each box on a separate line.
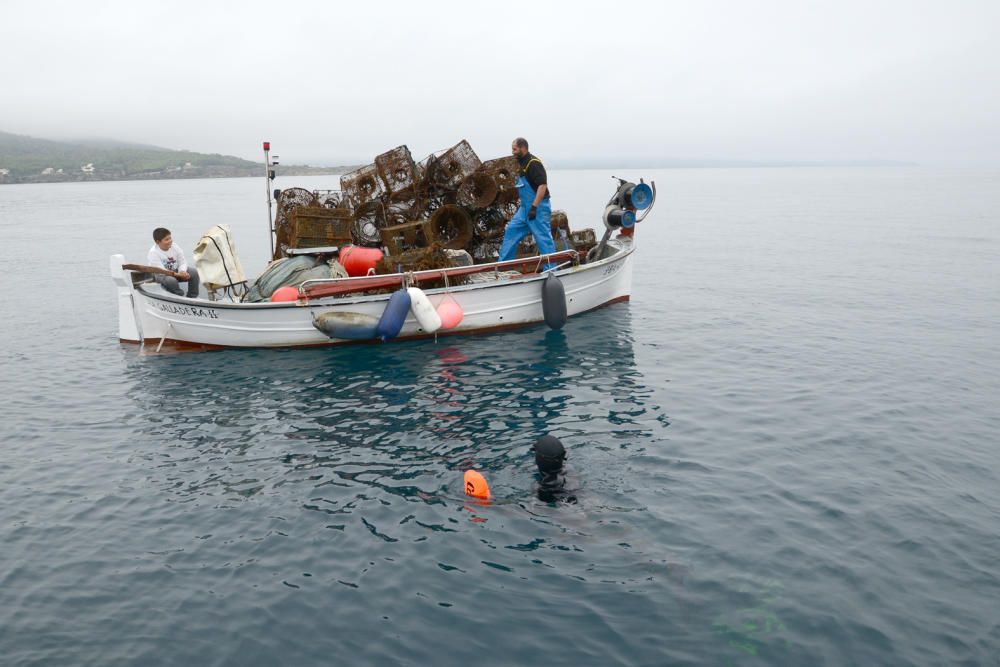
[377, 289, 411, 340]
[541, 273, 567, 330]
[313, 312, 379, 340]
[407, 287, 442, 333]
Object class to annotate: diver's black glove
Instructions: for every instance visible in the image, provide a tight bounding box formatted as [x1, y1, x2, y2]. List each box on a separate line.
[528, 205, 537, 221]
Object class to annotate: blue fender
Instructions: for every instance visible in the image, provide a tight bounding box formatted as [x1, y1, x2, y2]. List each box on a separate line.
[376, 289, 411, 341]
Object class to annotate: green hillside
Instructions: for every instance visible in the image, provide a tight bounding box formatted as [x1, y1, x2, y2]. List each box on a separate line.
[0, 131, 319, 184]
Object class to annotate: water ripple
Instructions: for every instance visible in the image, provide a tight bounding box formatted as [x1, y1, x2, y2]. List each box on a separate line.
[2, 169, 999, 665]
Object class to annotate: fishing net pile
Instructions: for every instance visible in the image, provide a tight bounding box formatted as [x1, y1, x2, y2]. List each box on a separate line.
[243, 255, 348, 303]
[272, 140, 598, 269]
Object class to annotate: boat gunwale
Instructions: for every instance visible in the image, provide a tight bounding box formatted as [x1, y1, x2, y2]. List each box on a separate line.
[133, 240, 634, 310]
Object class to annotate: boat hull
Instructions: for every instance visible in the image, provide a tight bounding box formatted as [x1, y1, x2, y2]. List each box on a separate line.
[111, 237, 635, 349]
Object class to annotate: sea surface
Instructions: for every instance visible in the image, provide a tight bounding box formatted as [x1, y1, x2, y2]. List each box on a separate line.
[0, 167, 998, 666]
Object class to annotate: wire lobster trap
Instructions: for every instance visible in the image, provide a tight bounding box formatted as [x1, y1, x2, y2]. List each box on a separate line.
[276, 187, 316, 220]
[550, 210, 570, 236]
[413, 189, 457, 221]
[479, 156, 520, 202]
[385, 199, 417, 227]
[515, 234, 538, 258]
[273, 187, 318, 258]
[340, 163, 384, 207]
[570, 228, 598, 252]
[472, 207, 508, 240]
[428, 205, 473, 249]
[315, 190, 346, 209]
[484, 196, 520, 226]
[380, 220, 432, 256]
[457, 172, 498, 208]
[375, 145, 418, 199]
[288, 206, 354, 249]
[470, 238, 503, 263]
[352, 200, 387, 247]
[423, 140, 481, 192]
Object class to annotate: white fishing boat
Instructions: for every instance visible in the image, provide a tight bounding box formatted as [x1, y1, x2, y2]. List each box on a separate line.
[109, 142, 656, 350]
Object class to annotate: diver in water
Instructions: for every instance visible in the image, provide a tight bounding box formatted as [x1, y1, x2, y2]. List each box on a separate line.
[533, 435, 575, 503]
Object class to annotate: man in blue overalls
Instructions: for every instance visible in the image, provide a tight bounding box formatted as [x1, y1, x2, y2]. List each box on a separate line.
[499, 137, 556, 269]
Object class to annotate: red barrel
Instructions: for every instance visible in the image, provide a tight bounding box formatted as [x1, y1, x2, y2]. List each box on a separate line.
[340, 246, 384, 277]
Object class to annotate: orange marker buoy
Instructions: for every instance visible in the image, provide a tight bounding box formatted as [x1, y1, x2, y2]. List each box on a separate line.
[464, 469, 490, 500]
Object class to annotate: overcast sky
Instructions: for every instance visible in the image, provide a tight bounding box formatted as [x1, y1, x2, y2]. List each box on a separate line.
[2, 0, 997, 165]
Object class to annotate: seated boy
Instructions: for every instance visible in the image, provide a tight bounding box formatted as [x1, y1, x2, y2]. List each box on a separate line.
[148, 227, 200, 298]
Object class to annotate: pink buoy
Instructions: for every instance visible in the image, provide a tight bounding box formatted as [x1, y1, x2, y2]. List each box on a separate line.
[270, 286, 299, 302]
[437, 298, 464, 330]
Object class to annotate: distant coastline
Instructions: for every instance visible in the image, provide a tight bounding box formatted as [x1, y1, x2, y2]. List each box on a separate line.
[0, 131, 356, 185]
[1, 165, 352, 186]
[1, 129, 919, 186]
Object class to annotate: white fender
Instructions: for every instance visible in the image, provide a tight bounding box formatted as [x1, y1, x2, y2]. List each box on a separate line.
[407, 287, 442, 333]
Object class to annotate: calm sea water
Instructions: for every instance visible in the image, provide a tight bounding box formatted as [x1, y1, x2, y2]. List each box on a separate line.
[0, 167, 998, 666]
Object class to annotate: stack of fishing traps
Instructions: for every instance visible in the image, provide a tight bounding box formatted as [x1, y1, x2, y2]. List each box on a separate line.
[272, 139, 597, 264]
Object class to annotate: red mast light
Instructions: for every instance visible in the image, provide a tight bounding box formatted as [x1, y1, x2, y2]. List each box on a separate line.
[263, 141, 270, 151]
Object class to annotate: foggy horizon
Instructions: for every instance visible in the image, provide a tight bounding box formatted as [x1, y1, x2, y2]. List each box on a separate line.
[2, 0, 997, 167]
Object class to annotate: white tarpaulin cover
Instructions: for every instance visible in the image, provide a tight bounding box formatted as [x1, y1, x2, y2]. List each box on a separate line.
[193, 224, 247, 290]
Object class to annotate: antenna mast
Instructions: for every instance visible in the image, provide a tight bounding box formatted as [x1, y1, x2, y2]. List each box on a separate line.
[263, 141, 276, 258]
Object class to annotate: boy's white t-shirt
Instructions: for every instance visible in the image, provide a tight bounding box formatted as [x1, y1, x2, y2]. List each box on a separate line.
[147, 244, 188, 273]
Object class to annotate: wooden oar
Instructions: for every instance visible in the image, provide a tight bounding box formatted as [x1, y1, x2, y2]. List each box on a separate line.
[122, 263, 176, 277]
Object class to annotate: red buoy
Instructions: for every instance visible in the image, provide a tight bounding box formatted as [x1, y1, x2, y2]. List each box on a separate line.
[270, 286, 299, 302]
[340, 246, 384, 277]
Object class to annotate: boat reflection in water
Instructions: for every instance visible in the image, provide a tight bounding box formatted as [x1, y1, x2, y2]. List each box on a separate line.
[121, 305, 662, 509]
[118, 306, 692, 660]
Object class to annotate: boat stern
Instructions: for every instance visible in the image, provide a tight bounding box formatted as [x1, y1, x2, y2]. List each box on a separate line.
[109, 254, 142, 343]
